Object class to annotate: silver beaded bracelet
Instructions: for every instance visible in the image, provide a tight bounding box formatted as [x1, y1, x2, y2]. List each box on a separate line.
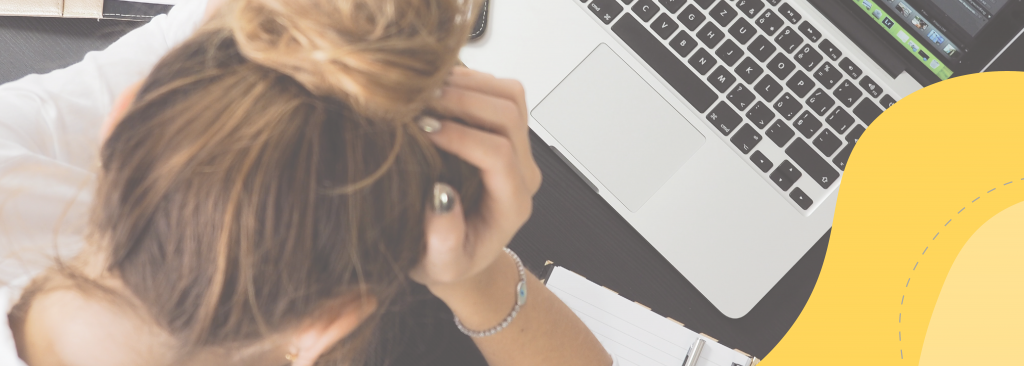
[454, 248, 528, 337]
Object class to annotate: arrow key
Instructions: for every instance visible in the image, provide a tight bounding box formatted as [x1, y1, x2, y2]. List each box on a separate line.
[750, 150, 774, 173]
[770, 160, 803, 191]
[789, 187, 814, 210]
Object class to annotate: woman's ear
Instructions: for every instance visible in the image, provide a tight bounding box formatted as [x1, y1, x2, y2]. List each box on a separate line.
[289, 296, 378, 366]
[101, 81, 143, 142]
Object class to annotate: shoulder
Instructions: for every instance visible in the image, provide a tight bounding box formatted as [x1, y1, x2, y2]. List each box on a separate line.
[18, 276, 173, 366]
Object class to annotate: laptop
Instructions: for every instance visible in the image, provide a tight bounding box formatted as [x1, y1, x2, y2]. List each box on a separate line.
[460, 0, 1024, 318]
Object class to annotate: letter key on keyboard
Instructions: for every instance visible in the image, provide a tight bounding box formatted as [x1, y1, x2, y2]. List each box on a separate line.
[612, 14, 718, 112]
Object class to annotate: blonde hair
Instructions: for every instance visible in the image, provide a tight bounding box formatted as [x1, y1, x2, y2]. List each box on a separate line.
[12, 0, 484, 365]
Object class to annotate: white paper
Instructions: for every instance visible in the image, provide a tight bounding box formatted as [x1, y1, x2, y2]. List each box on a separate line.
[546, 267, 752, 366]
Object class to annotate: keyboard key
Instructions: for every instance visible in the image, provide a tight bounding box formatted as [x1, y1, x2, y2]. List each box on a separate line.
[707, 66, 737, 92]
[767, 53, 796, 79]
[745, 101, 775, 128]
[734, 57, 764, 84]
[678, 4, 707, 31]
[747, 35, 777, 62]
[612, 14, 718, 112]
[793, 43, 823, 71]
[632, 0, 660, 22]
[658, 0, 687, 14]
[789, 187, 813, 210]
[750, 150, 774, 173]
[833, 143, 853, 171]
[688, 48, 717, 75]
[710, 0, 738, 27]
[708, 101, 743, 135]
[772, 93, 802, 120]
[786, 138, 839, 189]
[846, 124, 865, 144]
[736, 0, 765, 19]
[727, 83, 757, 110]
[833, 80, 862, 108]
[766, 0, 781, 5]
[621, 0, 636, 4]
[715, 39, 745, 66]
[770, 160, 802, 191]
[806, 88, 836, 116]
[852, 98, 883, 125]
[818, 39, 842, 61]
[766, 119, 796, 147]
[755, 9, 784, 36]
[669, 29, 698, 57]
[825, 106, 854, 134]
[697, 22, 726, 48]
[793, 111, 822, 138]
[753, 75, 783, 102]
[777, 3, 801, 24]
[798, 21, 821, 42]
[879, 94, 896, 109]
[813, 128, 842, 156]
[774, 26, 804, 54]
[651, 13, 680, 39]
[786, 71, 815, 98]
[730, 123, 763, 154]
[813, 61, 842, 89]
[589, 0, 625, 24]
[694, 0, 716, 9]
[838, 57, 862, 79]
[859, 76, 882, 98]
[729, 18, 757, 44]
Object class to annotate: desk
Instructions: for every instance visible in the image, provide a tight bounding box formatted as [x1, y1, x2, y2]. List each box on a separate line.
[3, 15, 1018, 364]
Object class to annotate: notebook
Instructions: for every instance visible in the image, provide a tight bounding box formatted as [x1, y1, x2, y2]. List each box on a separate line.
[543, 264, 758, 366]
[0, 0, 173, 19]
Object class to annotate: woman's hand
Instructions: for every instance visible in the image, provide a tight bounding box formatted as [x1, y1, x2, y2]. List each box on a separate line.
[409, 67, 541, 296]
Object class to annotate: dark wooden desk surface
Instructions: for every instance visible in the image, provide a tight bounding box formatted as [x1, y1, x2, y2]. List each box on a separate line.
[7, 14, 1016, 365]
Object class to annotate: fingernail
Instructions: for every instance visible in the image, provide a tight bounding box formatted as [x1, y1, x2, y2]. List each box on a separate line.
[433, 182, 456, 214]
[417, 116, 442, 133]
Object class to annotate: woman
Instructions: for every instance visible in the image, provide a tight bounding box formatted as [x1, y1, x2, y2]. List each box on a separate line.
[0, 0, 613, 365]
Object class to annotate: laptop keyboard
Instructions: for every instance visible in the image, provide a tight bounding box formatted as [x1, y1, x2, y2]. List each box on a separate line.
[579, 0, 897, 214]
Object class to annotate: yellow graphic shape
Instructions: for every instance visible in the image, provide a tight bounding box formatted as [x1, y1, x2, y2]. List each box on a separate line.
[759, 71, 1024, 366]
[919, 200, 1024, 364]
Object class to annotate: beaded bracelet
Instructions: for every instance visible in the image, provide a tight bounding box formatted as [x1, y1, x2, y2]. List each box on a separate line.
[454, 248, 528, 337]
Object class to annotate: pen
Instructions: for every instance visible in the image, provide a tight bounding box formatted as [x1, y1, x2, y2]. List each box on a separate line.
[682, 338, 705, 366]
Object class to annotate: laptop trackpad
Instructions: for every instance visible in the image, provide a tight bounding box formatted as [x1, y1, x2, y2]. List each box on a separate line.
[532, 44, 705, 212]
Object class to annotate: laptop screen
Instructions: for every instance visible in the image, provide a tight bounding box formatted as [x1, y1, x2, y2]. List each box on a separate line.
[853, 0, 1019, 81]
[924, 0, 1010, 37]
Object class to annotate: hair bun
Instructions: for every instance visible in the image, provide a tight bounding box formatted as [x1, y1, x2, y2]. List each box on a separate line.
[227, 0, 478, 120]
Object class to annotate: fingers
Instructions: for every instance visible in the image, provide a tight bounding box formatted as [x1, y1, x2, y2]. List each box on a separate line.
[420, 118, 525, 208]
[446, 67, 527, 115]
[433, 87, 524, 139]
[409, 183, 470, 285]
[432, 68, 541, 194]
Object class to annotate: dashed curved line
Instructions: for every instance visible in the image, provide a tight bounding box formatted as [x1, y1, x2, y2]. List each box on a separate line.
[897, 177, 1023, 360]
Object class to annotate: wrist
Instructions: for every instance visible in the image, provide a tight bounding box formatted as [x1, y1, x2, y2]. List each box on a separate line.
[428, 251, 522, 331]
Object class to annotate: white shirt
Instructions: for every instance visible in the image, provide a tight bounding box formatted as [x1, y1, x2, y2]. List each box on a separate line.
[0, 1, 207, 364]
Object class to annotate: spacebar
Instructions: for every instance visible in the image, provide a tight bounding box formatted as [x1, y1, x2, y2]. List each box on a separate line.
[611, 14, 717, 113]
